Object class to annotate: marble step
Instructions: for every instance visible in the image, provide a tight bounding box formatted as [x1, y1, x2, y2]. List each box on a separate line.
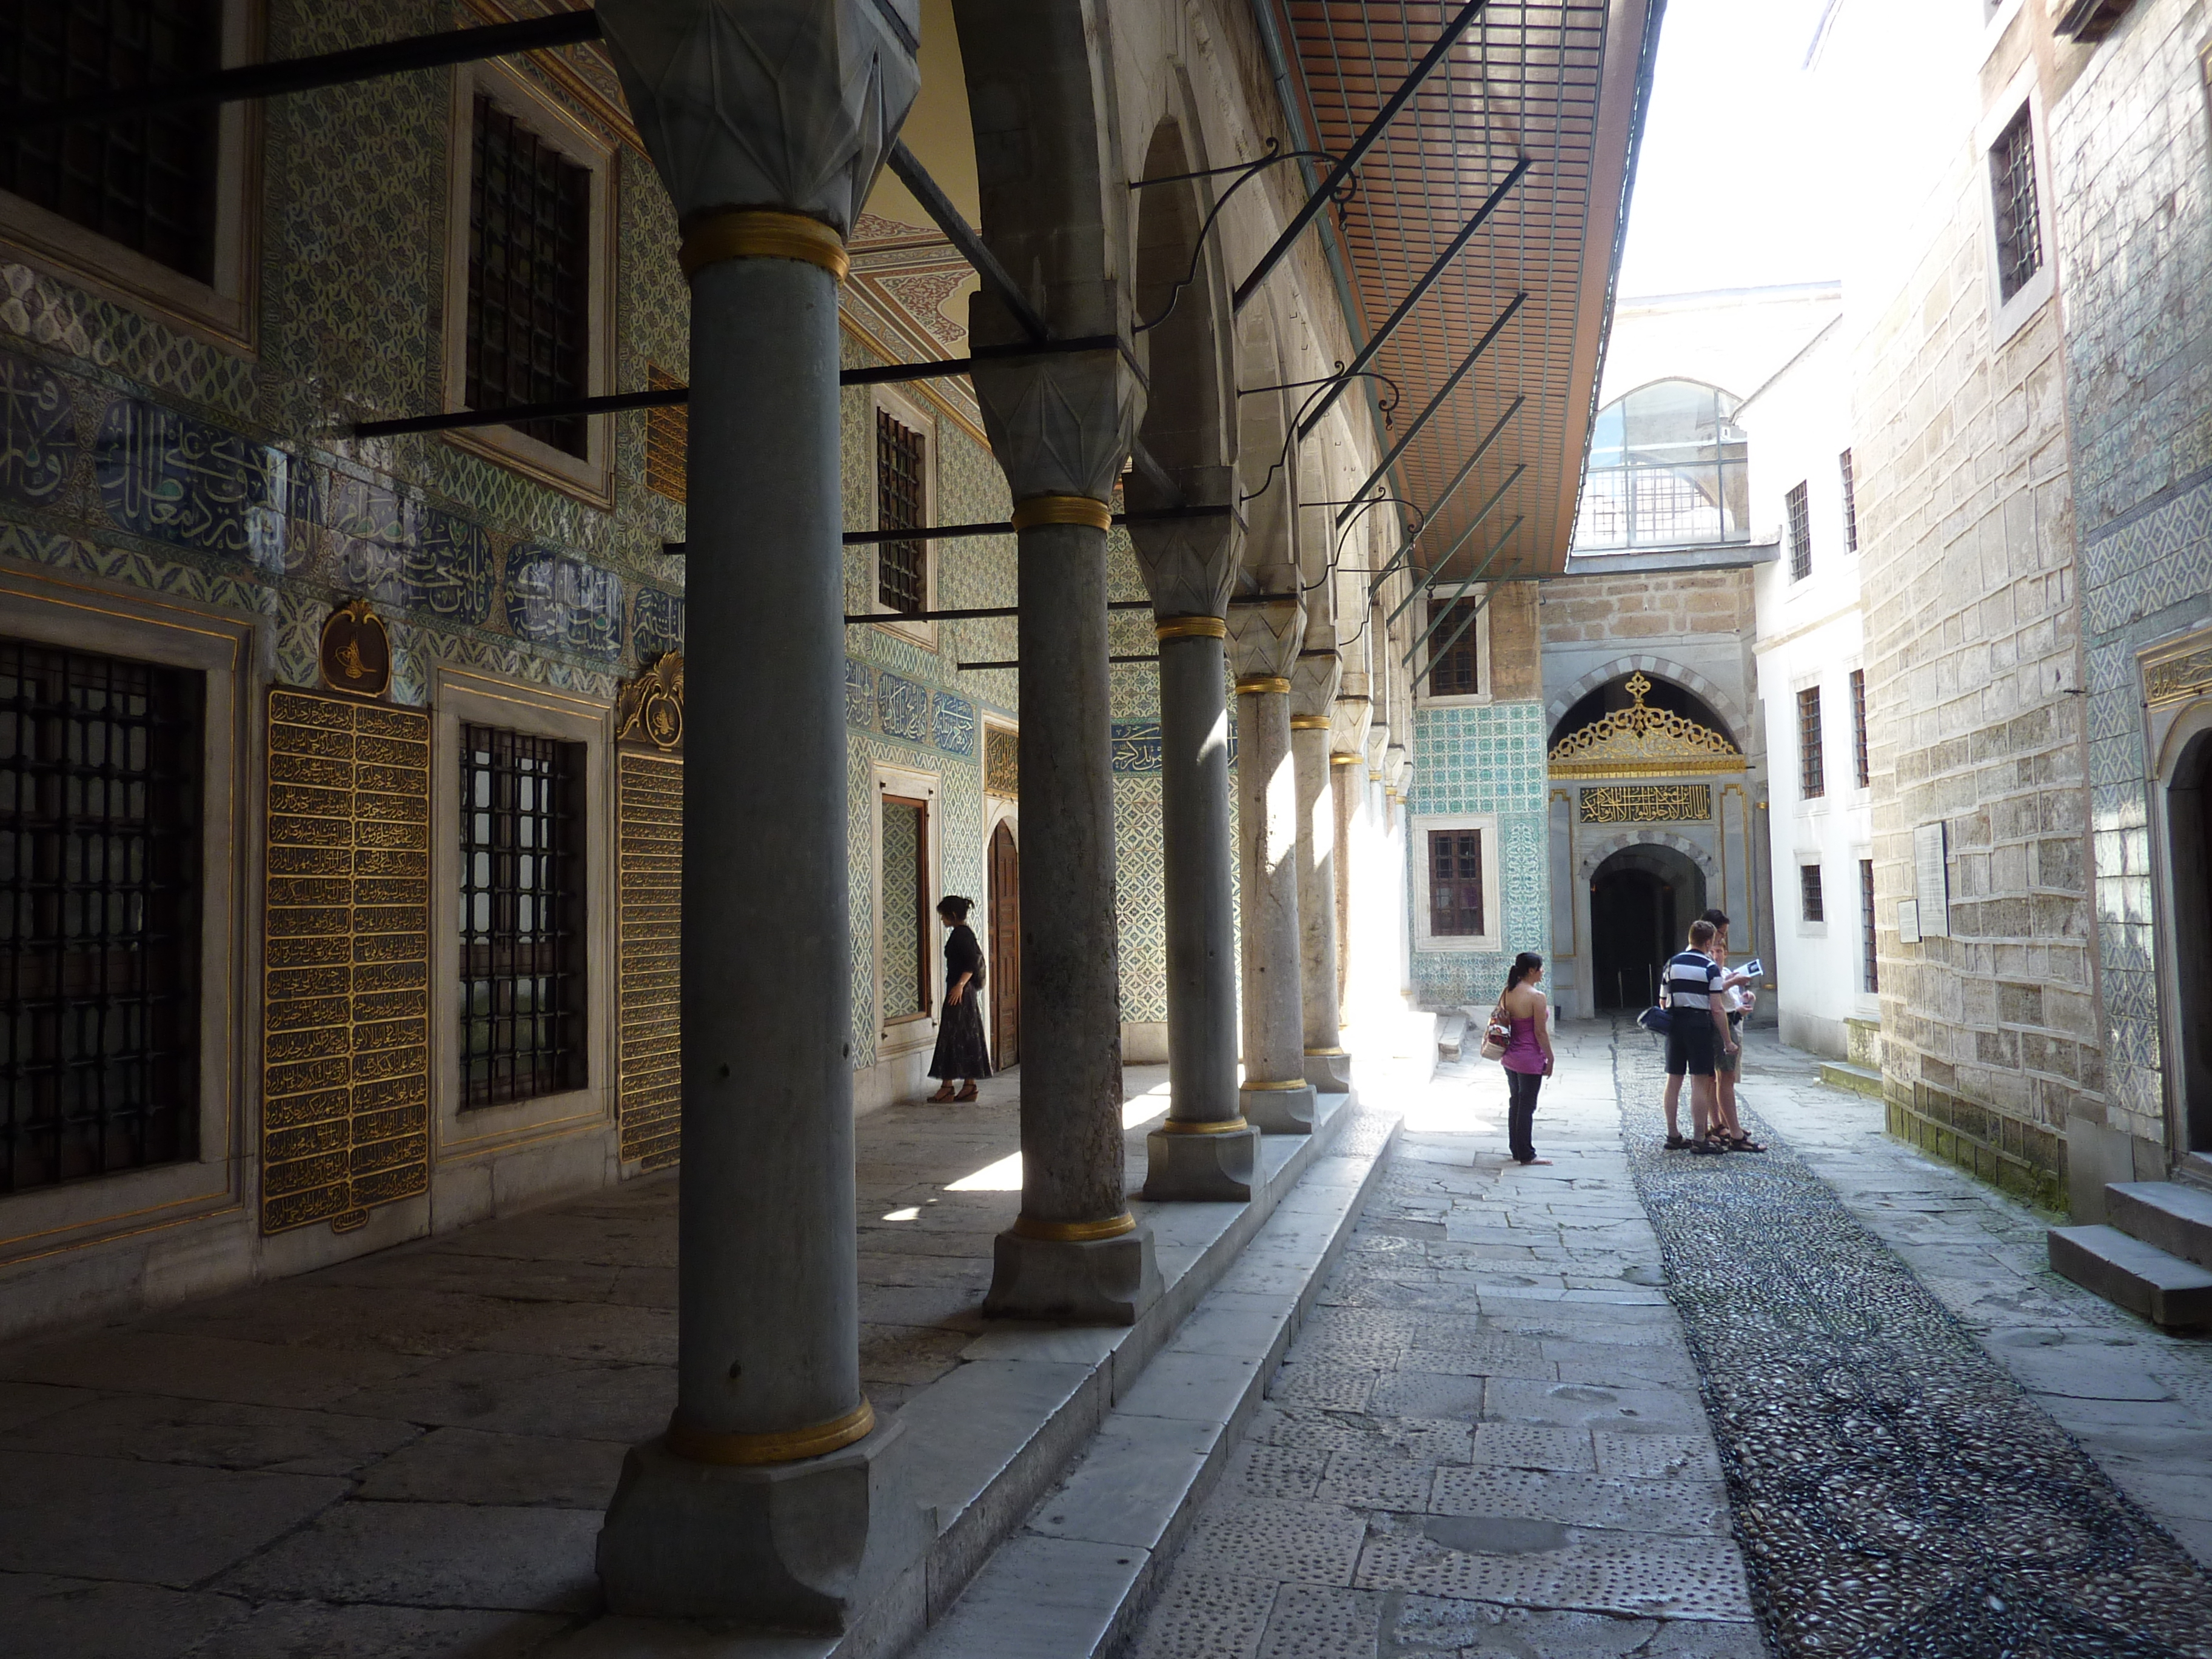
[1817, 1060, 1883, 1099]
[1436, 1010, 1468, 1060]
[2048, 1224, 2212, 1330]
[2105, 1181, 2212, 1271]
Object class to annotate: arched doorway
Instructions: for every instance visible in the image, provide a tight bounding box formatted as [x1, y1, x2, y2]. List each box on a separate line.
[988, 820, 1020, 1071]
[2166, 729, 2211, 1153]
[1590, 843, 1708, 1011]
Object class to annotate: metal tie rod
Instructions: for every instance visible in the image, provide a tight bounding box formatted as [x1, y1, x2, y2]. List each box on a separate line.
[1231, 0, 1495, 313]
[351, 337, 1124, 440]
[850, 593, 1288, 625]
[1298, 162, 1530, 441]
[1, 11, 602, 132]
[1384, 464, 1525, 626]
[662, 502, 1235, 555]
[960, 655, 1158, 671]
[1339, 295, 1527, 527]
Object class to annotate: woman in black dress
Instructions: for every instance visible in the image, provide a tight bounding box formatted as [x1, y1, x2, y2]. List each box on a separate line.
[926, 895, 991, 1101]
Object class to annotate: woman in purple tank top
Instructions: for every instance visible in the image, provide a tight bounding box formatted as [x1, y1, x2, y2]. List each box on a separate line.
[1497, 951, 1554, 1166]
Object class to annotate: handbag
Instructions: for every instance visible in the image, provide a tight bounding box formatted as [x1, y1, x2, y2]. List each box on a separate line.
[1637, 1004, 1672, 1035]
[1478, 1004, 1511, 1062]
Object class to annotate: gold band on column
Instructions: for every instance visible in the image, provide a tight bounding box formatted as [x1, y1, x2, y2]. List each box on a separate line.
[1011, 494, 1113, 532]
[665, 1399, 875, 1466]
[1289, 715, 1331, 730]
[680, 209, 850, 283]
[1235, 675, 1291, 695]
[1011, 1211, 1138, 1242]
[1331, 753, 1361, 766]
[1243, 1079, 1308, 1091]
[1304, 1047, 1349, 1057]
[1159, 1115, 1250, 1135]
[1155, 615, 1228, 641]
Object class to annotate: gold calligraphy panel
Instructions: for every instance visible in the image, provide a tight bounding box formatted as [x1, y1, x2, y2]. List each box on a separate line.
[1579, 784, 1712, 824]
[262, 689, 432, 1233]
[618, 751, 682, 1168]
[984, 725, 1018, 799]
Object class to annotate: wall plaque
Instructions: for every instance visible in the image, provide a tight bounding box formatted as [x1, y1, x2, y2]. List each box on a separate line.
[984, 723, 1018, 798]
[1912, 821, 1949, 939]
[1578, 783, 1712, 823]
[261, 688, 431, 1233]
[614, 657, 684, 1167]
[318, 598, 390, 698]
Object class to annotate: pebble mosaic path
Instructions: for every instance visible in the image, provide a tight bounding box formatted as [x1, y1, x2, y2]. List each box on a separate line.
[1129, 1020, 2212, 1659]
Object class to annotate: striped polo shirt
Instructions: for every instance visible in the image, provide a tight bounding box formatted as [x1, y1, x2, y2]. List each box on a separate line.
[1664, 950, 1723, 1012]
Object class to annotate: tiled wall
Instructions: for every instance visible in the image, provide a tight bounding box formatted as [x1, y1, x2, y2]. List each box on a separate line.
[1407, 700, 1550, 1008]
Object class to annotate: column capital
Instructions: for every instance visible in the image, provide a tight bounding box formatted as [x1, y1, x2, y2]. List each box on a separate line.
[597, 0, 917, 235]
[1330, 692, 1372, 759]
[1227, 592, 1306, 681]
[1290, 649, 1342, 722]
[1131, 463, 1240, 619]
[968, 341, 1144, 506]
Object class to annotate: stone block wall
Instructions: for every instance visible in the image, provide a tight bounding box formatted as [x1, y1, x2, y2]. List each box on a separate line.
[1536, 570, 1757, 646]
[1852, 142, 2095, 1202]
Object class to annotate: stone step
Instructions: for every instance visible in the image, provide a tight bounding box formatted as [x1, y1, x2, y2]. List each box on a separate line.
[2048, 1224, 2212, 1330]
[2105, 1181, 2212, 1271]
[1817, 1060, 1883, 1099]
[1437, 1010, 1468, 1060]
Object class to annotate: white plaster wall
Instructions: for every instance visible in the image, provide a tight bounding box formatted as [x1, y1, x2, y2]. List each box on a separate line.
[1597, 284, 1843, 408]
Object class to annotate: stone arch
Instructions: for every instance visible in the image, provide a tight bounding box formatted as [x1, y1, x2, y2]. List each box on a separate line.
[1235, 302, 1298, 588]
[1547, 655, 1745, 743]
[1577, 828, 1718, 886]
[1128, 113, 1233, 495]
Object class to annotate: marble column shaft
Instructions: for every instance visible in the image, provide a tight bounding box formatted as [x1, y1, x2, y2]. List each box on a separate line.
[1235, 678, 1312, 1129]
[1291, 719, 1346, 1088]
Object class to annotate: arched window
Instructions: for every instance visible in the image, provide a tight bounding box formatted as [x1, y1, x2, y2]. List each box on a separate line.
[1574, 380, 1749, 551]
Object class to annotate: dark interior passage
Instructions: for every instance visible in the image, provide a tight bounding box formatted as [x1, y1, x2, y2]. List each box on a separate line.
[1589, 843, 1708, 1011]
[2170, 731, 2211, 1153]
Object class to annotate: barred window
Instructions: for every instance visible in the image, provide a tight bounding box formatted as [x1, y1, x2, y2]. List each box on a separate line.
[1426, 599, 1481, 697]
[0, 0, 221, 284]
[1786, 481, 1812, 581]
[880, 795, 930, 1021]
[1798, 685, 1825, 800]
[0, 640, 199, 1193]
[1838, 449, 1858, 553]
[1860, 858, 1879, 993]
[876, 409, 927, 617]
[467, 93, 592, 458]
[460, 725, 586, 1109]
[1801, 862, 1826, 925]
[1990, 105, 2043, 304]
[1428, 830, 1484, 937]
[1850, 668, 1870, 789]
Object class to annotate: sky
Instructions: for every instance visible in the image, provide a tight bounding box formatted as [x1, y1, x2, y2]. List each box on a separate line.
[1613, 0, 1847, 298]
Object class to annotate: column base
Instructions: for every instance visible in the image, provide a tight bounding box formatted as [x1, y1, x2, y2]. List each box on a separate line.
[1143, 1122, 1259, 1202]
[1242, 1082, 1317, 1134]
[984, 1224, 1162, 1324]
[597, 1416, 928, 1626]
[1303, 1048, 1351, 1091]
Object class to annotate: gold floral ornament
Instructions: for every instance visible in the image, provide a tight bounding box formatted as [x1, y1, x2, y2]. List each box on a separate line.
[318, 598, 391, 699]
[615, 652, 686, 753]
[1548, 672, 1744, 779]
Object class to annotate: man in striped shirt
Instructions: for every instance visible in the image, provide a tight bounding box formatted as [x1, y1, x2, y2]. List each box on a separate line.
[1660, 917, 1739, 1155]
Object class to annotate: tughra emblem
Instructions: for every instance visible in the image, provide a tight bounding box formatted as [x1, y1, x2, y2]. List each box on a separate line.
[1547, 672, 1744, 779]
[616, 652, 686, 753]
[318, 598, 392, 699]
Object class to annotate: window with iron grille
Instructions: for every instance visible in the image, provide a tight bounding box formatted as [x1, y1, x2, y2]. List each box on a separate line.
[459, 725, 586, 1109]
[1786, 481, 1812, 580]
[1798, 685, 1825, 799]
[467, 93, 592, 458]
[1801, 862, 1826, 925]
[1860, 858, 1879, 993]
[1849, 668, 1870, 789]
[1427, 830, 1484, 936]
[1426, 599, 1481, 697]
[0, 640, 199, 1194]
[876, 409, 927, 616]
[1990, 105, 2043, 304]
[0, 0, 222, 283]
[1838, 449, 1858, 553]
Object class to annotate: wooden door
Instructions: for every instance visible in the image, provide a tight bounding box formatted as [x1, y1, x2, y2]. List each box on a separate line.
[988, 821, 1020, 1070]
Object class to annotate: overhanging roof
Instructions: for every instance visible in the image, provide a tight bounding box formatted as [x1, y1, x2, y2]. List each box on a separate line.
[1272, 0, 1664, 580]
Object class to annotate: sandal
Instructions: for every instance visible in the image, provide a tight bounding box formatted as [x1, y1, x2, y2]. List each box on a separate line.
[1664, 1133, 1691, 1151]
[954, 1082, 979, 1102]
[927, 1084, 956, 1103]
[1688, 1138, 1726, 1157]
[1724, 1133, 1766, 1153]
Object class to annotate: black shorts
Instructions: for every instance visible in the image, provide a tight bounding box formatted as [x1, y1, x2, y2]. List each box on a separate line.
[1666, 1019, 1714, 1078]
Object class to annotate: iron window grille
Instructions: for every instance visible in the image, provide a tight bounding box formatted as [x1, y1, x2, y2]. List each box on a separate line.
[1573, 380, 1751, 551]
[459, 724, 586, 1110]
[1428, 830, 1484, 937]
[1991, 105, 2043, 304]
[467, 92, 592, 458]
[0, 640, 199, 1195]
[1860, 858, 1879, 993]
[1838, 449, 1859, 553]
[1, 0, 222, 283]
[1798, 686, 1826, 800]
[1801, 862, 1826, 925]
[880, 795, 930, 1021]
[1426, 599, 1481, 697]
[876, 409, 927, 616]
[1850, 668, 1870, 789]
[1786, 481, 1813, 581]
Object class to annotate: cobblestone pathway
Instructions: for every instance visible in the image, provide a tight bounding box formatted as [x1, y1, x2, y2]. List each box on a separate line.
[1129, 1021, 2212, 1658]
[1612, 1025, 2212, 1658]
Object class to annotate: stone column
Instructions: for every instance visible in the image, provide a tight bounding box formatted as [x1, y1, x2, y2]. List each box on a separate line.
[1130, 470, 1259, 1201]
[1229, 597, 1313, 1131]
[1291, 650, 1346, 1091]
[591, 2, 922, 1626]
[968, 346, 1162, 1324]
[1330, 691, 1371, 1010]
